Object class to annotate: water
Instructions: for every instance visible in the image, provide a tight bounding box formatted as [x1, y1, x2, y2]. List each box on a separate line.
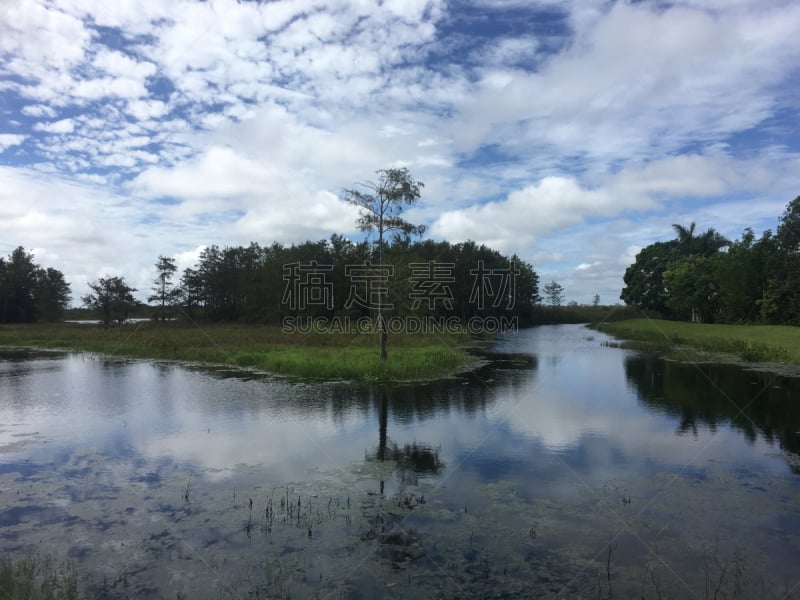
[1, 325, 799, 598]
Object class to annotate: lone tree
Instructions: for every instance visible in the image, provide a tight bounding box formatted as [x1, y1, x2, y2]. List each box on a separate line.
[344, 167, 425, 361]
[543, 280, 565, 307]
[82, 276, 138, 327]
[149, 255, 179, 323]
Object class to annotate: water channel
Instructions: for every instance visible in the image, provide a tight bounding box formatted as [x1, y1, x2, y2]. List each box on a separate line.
[1, 324, 798, 598]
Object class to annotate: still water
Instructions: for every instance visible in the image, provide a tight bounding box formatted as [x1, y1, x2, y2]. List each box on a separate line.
[1, 324, 799, 598]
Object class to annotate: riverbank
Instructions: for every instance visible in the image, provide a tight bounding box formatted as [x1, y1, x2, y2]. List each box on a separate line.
[593, 318, 800, 367]
[0, 322, 473, 381]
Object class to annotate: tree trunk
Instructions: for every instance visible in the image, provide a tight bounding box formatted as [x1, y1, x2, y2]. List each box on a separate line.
[380, 323, 388, 361]
[378, 208, 388, 361]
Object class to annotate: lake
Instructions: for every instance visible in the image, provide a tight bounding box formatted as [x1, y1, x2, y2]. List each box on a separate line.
[1, 324, 799, 598]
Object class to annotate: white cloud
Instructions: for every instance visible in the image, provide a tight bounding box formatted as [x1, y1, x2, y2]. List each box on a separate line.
[450, 2, 800, 164]
[21, 104, 56, 118]
[0, 0, 798, 305]
[132, 145, 276, 201]
[33, 118, 75, 133]
[428, 149, 797, 303]
[431, 174, 657, 253]
[0, 134, 26, 152]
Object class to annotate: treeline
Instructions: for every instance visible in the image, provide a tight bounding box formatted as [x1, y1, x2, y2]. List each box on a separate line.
[621, 195, 800, 324]
[176, 236, 541, 325]
[0, 247, 71, 323]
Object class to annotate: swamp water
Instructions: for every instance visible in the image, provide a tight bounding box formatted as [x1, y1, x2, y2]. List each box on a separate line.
[1, 324, 799, 598]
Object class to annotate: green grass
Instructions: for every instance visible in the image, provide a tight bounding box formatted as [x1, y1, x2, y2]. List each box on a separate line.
[593, 318, 800, 364]
[0, 322, 473, 381]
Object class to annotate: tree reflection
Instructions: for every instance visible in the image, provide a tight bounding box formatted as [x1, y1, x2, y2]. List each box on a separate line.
[367, 387, 445, 494]
[359, 352, 538, 493]
[624, 355, 800, 472]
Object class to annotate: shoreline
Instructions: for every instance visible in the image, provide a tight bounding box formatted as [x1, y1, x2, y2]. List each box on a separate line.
[0, 322, 477, 383]
[592, 319, 800, 378]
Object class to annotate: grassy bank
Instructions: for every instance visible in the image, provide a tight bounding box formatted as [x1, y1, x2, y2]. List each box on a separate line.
[0, 322, 472, 381]
[593, 318, 800, 364]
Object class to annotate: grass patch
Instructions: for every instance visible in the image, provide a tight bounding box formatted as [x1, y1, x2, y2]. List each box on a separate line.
[592, 318, 800, 364]
[0, 322, 473, 381]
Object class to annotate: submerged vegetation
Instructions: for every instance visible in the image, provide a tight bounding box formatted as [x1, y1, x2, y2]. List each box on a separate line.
[0, 472, 793, 599]
[0, 556, 78, 600]
[594, 318, 800, 364]
[0, 322, 472, 381]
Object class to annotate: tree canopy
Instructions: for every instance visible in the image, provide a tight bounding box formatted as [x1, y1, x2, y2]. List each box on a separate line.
[82, 276, 138, 327]
[0, 247, 71, 323]
[149, 255, 180, 323]
[543, 281, 565, 307]
[174, 236, 540, 326]
[344, 167, 427, 361]
[621, 196, 800, 324]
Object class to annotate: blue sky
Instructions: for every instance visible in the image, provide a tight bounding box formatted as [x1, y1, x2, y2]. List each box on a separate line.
[1, 0, 798, 305]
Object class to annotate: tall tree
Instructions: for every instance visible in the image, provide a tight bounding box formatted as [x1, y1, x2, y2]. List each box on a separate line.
[663, 255, 719, 322]
[0, 247, 70, 323]
[344, 168, 426, 361]
[672, 222, 697, 254]
[543, 280, 565, 307]
[620, 240, 679, 314]
[672, 222, 729, 257]
[149, 255, 179, 323]
[34, 267, 72, 322]
[762, 196, 800, 323]
[82, 276, 138, 327]
[2, 246, 38, 322]
[712, 228, 770, 323]
[510, 255, 541, 321]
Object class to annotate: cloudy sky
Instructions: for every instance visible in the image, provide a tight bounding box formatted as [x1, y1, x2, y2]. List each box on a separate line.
[1, 0, 798, 305]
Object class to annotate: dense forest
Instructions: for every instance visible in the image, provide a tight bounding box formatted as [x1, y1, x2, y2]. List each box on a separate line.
[5, 194, 798, 327]
[621, 195, 800, 324]
[0, 247, 71, 323]
[0, 237, 542, 327]
[177, 237, 541, 326]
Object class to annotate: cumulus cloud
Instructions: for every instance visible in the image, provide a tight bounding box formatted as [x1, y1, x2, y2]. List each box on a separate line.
[430, 174, 659, 253]
[451, 1, 800, 164]
[0, 0, 798, 304]
[0, 134, 26, 152]
[33, 118, 75, 133]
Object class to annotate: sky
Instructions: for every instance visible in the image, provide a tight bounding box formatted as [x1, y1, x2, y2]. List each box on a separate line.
[1, 0, 799, 306]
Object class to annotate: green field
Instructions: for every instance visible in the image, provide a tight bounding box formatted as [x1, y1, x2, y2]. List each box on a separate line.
[593, 318, 800, 364]
[0, 322, 473, 382]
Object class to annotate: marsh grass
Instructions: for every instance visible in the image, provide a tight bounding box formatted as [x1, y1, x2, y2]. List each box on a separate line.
[0, 555, 78, 600]
[0, 322, 472, 381]
[593, 319, 800, 364]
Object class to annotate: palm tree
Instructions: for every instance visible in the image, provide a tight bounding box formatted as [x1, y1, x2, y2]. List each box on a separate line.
[672, 222, 697, 253]
[672, 222, 729, 257]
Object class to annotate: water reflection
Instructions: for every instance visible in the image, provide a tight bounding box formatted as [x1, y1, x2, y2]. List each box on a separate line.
[1, 330, 800, 598]
[365, 388, 445, 492]
[625, 354, 800, 469]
